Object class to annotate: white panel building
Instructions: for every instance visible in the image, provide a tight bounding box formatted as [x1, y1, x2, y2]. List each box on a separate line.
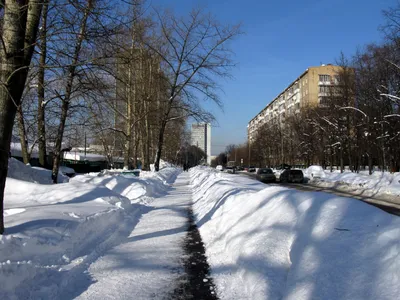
[191, 123, 211, 165]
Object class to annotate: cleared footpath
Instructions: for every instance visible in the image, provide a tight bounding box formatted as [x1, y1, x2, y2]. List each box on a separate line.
[76, 172, 217, 300]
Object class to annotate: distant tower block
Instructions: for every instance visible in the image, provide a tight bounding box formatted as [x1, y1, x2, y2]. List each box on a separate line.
[191, 123, 211, 165]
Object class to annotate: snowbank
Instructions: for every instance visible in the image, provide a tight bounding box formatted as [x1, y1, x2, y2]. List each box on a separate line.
[72, 167, 179, 200]
[190, 166, 400, 300]
[1, 163, 180, 299]
[7, 158, 68, 184]
[305, 166, 400, 197]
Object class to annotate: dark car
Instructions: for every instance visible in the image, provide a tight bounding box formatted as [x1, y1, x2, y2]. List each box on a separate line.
[256, 168, 276, 183]
[279, 169, 304, 183]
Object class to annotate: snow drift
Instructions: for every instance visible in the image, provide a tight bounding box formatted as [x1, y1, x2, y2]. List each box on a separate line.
[190, 166, 400, 300]
[1, 162, 179, 299]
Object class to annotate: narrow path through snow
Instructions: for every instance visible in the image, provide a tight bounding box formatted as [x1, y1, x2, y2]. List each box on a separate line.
[76, 173, 189, 299]
[75, 171, 216, 300]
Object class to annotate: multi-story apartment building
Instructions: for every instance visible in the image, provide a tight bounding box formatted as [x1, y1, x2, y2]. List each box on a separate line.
[191, 123, 211, 165]
[247, 64, 343, 142]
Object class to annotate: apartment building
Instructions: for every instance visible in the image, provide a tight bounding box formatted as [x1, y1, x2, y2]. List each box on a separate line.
[191, 123, 212, 165]
[247, 64, 343, 142]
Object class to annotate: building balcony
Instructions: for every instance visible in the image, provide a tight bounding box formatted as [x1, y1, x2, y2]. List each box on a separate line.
[318, 81, 332, 85]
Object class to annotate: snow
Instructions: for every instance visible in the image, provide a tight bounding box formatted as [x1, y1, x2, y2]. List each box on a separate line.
[63, 152, 107, 162]
[305, 166, 400, 198]
[59, 165, 76, 175]
[304, 165, 326, 179]
[1, 160, 180, 299]
[190, 166, 400, 300]
[1, 161, 400, 300]
[8, 158, 69, 184]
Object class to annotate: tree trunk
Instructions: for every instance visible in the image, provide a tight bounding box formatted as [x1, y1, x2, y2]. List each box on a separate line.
[17, 106, 30, 164]
[340, 145, 344, 173]
[124, 92, 132, 169]
[154, 121, 167, 171]
[51, 0, 91, 183]
[0, 0, 43, 234]
[37, 0, 49, 167]
[52, 100, 69, 183]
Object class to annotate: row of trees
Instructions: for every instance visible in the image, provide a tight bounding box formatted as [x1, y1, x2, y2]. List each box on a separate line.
[0, 1, 241, 233]
[220, 4, 400, 174]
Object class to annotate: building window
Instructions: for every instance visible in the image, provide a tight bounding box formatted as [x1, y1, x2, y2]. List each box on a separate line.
[334, 75, 342, 84]
[319, 74, 331, 82]
[319, 85, 330, 93]
[305, 89, 308, 95]
[295, 103, 300, 110]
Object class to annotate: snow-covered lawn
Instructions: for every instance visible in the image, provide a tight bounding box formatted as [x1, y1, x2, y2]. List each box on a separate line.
[191, 166, 400, 300]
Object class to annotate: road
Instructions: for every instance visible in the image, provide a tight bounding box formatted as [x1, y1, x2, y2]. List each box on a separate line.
[238, 171, 400, 216]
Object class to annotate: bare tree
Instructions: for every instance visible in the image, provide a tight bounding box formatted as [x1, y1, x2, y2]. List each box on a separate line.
[147, 8, 242, 171]
[0, 0, 43, 233]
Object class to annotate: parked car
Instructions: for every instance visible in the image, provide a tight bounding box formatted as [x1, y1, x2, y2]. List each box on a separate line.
[275, 163, 292, 170]
[248, 166, 256, 172]
[226, 166, 236, 174]
[216, 165, 224, 171]
[256, 168, 276, 183]
[278, 169, 304, 183]
[304, 165, 326, 179]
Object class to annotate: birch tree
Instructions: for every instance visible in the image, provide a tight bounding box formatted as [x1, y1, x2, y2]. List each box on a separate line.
[0, 0, 43, 233]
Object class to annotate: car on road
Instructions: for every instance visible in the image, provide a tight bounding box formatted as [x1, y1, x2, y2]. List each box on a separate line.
[216, 165, 223, 171]
[256, 168, 276, 183]
[277, 169, 304, 183]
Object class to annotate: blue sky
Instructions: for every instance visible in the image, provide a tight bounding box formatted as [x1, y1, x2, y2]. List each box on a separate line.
[152, 0, 397, 155]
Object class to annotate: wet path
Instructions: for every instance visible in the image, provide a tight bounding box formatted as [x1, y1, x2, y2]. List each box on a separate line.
[169, 207, 218, 300]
